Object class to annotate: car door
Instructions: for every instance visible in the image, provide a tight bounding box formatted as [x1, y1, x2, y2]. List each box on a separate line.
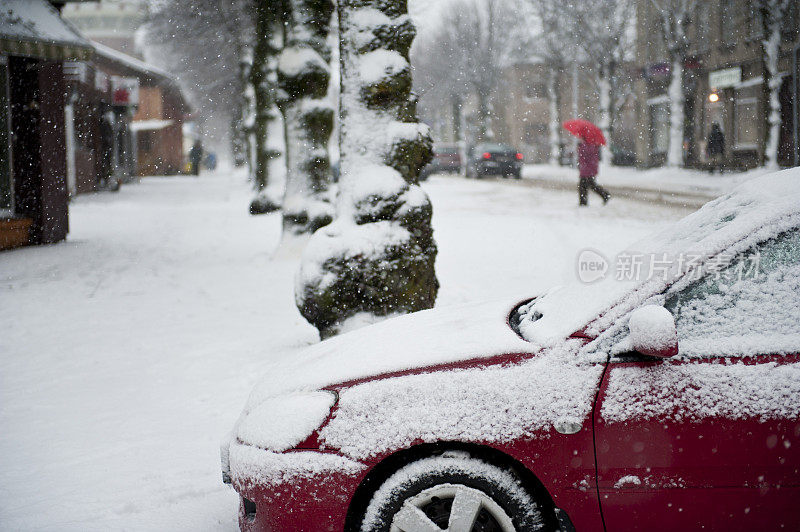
[593, 228, 800, 531]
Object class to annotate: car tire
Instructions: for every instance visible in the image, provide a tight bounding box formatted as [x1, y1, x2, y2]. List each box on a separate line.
[359, 452, 545, 532]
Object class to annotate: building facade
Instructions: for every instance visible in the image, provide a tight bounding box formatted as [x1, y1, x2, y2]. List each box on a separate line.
[1, 0, 93, 250]
[62, 0, 147, 58]
[491, 62, 638, 166]
[92, 43, 189, 177]
[635, 0, 800, 169]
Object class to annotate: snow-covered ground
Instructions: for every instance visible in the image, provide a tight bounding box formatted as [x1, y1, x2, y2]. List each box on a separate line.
[0, 169, 689, 530]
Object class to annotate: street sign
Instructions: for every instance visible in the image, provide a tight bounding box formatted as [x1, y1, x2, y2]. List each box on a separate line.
[709, 67, 741, 89]
[110, 76, 139, 106]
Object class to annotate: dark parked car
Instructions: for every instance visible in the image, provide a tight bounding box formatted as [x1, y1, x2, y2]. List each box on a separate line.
[611, 145, 637, 166]
[467, 143, 523, 178]
[420, 144, 462, 180]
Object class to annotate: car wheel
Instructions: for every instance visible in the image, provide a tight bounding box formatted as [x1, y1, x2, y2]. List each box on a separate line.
[359, 453, 545, 532]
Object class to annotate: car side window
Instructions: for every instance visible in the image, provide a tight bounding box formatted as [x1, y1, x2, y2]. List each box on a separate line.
[664, 228, 800, 357]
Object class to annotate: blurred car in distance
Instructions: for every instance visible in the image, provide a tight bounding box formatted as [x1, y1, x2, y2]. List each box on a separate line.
[419, 144, 462, 180]
[610, 145, 637, 167]
[467, 143, 523, 179]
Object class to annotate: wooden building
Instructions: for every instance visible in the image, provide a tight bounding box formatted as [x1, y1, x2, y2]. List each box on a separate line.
[92, 42, 190, 177]
[0, 0, 93, 250]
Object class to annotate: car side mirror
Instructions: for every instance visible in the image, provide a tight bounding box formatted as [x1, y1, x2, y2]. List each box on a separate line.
[628, 305, 678, 358]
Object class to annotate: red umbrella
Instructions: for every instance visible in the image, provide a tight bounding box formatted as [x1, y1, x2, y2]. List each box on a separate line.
[562, 119, 607, 146]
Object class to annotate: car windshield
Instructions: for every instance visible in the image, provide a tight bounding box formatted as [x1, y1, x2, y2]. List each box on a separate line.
[663, 228, 800, 357]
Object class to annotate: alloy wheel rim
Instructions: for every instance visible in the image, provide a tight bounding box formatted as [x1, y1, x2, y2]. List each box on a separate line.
[389, 483, 516, 532]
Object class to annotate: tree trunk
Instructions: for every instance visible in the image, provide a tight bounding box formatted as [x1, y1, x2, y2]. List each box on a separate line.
[476, 89, 493, 142]
[248, 2, 282, 214]
[232, 42, 252, 169]
[452, 94, 467, 175]
[597, 63, 613, 165]
[547, 68, 560, 165]
[762, 17, 783, 170]
[296, 0, 438, 338]
[666, 56, 684, 167]
[278, 0, 335, 233]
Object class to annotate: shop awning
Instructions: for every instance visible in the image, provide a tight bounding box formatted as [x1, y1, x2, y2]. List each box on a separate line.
[131, 119, 174, 132]
[0, 0, 93, 61]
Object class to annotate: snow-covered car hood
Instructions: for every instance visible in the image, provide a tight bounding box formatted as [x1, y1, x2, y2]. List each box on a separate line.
[242, 296, 539, 413]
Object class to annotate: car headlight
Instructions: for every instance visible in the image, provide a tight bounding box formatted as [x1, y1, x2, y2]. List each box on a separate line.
[235, 390, 337, 452]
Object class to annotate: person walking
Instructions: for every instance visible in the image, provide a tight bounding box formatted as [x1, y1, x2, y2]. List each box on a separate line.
[705, 123, 725, 174]
[577, 138, 610, 206]
[189, 140, 203, 176]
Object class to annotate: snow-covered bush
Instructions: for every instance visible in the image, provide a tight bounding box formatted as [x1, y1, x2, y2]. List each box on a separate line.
[295, 0, 437, 337]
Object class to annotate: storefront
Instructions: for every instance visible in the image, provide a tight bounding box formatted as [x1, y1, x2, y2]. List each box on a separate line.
[1, 0, 93, 250]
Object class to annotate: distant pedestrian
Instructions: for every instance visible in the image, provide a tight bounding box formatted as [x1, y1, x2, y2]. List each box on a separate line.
[189, 141, 203, 176]
[577, 139, 610, 206]
[705, 123, 725, 174]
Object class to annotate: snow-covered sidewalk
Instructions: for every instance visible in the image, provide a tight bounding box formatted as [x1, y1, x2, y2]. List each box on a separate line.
[522, 163, 771, 208]
[0, 169, 687, 530]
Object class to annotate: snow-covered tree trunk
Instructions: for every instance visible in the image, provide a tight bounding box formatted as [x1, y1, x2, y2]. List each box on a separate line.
[249, 2, 282, 215]
[760, 0, 790, 170]
[230, 41, 252, 168]
[597, 65, 613, 165]
[650, 0, 696, 168]
[295, 0, 438, 338]
[547, 69, 560, 165]
[278, 0, 336, 233]
[452, 94, 467, 176]
[666, 56, 684, 167]
[476, 89, 493, 142]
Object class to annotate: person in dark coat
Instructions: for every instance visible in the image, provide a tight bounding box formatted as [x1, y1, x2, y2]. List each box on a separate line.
[577, 139, 610, 206]
[705, 123, 725, 174]
[189, 141, 203, 176]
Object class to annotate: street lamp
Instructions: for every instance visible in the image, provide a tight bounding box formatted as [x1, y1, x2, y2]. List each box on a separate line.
[708, 91, 720, 103]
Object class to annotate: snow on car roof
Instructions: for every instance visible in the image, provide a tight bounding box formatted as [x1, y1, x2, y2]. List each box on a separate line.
[519, 168, 800, 345]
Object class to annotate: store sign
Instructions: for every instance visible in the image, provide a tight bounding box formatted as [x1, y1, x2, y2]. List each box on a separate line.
[111, 76, 139, 106]
[709, 67, 741, 89]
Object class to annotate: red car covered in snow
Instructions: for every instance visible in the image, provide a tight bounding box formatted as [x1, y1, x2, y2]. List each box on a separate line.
[222, 170, 800, 531]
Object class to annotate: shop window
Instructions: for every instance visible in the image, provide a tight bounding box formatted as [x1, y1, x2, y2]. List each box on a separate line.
[524, 82, 547, 100]
[650, 101, 670, 154]
[783, 2, 798, 40]
[695, 2, 711, 50]
[720, 0, 741, 46]
[748, 0, 764, 40]
[139, 130, 154, 152]
[734, 86, 759, 150]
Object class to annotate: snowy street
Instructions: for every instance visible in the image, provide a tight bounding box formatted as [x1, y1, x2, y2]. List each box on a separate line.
[0, 169, 690, 530]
